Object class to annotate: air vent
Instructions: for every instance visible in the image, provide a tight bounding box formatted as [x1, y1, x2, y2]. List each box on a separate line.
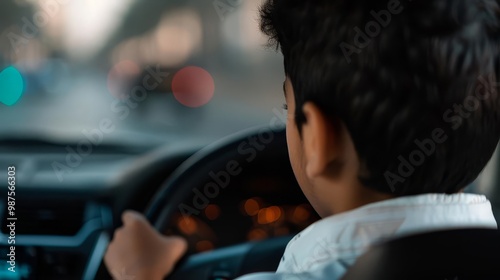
[1, 199, 86, 236]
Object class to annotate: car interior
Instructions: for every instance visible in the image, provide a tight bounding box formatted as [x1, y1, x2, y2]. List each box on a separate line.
[1, 1, 499, 280]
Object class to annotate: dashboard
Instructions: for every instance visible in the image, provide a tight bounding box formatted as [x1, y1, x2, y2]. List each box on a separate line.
[0, 137, 319, 279]
[0, 140, 183, 280]
[0, 194, 111, 280]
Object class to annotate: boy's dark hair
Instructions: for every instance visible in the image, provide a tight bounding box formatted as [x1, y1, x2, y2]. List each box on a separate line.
[260, 0, 500, 195]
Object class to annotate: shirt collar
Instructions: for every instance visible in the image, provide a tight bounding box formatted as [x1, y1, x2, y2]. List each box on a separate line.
[277, 193, 498, 274]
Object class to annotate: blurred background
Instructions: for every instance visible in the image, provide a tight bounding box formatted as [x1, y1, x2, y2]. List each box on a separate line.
[0, 0, 285, 147]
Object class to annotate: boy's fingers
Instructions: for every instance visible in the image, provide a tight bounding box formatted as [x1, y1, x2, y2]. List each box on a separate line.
[164, 236, 188, 256]
[122, 210, 148, 227]
[119, 210, 188, 253]
[162, 236, 188, 273]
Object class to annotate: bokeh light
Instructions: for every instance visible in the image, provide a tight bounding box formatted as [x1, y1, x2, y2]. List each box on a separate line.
[177, 216, 198, 235]
[107, 60, 141, 99]
[243, 198, 261, 216]
[204, 204, 221, 221]
[257, 206, 282, 224]
[172, 66, 215, 108]
[0, 66, 25, 106]
[292, 204, 311, 224]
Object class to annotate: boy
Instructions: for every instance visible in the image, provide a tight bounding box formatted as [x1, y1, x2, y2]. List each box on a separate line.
[105, 0, 500, 279]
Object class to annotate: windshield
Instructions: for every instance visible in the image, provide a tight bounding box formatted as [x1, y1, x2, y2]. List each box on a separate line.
[0, 0, 284, 148]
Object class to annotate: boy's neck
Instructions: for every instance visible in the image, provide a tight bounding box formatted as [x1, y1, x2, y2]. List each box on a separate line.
[314, 178, 395, 217]
[333, 186, 395, 214]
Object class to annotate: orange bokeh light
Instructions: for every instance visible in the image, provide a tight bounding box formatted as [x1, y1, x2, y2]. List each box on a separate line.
[205, 204, 221, 220]
[243, 198, 260, 216]
[178, 216, 197, 235]
[257, 206, 282, 224]
[292, 205, 311, 223]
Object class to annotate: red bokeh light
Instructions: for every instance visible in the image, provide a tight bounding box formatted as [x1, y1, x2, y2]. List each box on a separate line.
[172, 66, 215, 107]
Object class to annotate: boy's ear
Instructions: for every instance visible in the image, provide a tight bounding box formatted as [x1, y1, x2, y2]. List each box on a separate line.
[301, 102, 338, 179]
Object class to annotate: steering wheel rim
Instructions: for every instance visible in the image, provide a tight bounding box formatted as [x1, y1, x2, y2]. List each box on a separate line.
[144, 125, 293, 279]
[144, 125, 287, 230]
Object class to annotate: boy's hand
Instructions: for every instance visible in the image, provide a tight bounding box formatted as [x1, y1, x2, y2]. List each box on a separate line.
[104, 210, 187, 280]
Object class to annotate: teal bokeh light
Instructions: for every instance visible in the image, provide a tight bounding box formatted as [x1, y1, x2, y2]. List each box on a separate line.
[0, 66, 25, 106]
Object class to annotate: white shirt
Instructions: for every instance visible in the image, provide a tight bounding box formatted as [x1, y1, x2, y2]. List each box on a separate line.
[236, 193, 498, 280]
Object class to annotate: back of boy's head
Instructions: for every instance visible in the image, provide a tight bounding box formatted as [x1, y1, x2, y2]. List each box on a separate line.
[260, 0, 500, 195]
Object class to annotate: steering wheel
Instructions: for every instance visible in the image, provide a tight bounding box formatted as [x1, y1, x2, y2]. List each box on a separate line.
[144, 126, 294, 280]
